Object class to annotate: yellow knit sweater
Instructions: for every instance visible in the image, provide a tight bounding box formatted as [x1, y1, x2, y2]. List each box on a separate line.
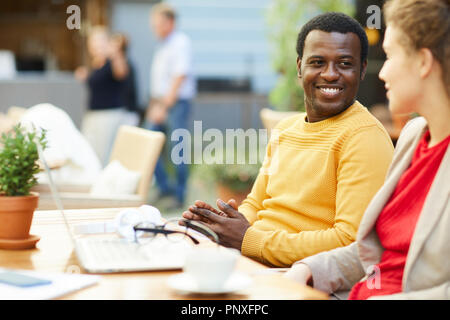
[239, 101, 394, 267]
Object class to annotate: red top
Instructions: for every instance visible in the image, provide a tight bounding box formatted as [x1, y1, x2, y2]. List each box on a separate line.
[349, 131, 450, 300]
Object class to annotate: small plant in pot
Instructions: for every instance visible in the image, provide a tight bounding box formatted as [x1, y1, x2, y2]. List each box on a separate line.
[212, 162, 260, 206]
[0, 124, 47, 249]
[195, 146, 262, 206]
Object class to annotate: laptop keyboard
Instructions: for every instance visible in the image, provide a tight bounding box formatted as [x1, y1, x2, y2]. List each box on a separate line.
[75, 237, 192, 272]
[76, 239, 149, 264]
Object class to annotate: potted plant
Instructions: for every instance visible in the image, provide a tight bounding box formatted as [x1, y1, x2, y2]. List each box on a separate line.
[0, 124, 47, 249]
[196, 146, 262, 206]
[212, 162, 260, 206]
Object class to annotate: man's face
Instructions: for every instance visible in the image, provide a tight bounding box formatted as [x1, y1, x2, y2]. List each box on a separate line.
[150, 13, 174, 39]
[298, 30, 367, 122]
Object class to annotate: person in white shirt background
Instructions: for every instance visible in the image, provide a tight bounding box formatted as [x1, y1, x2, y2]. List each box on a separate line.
[144, 3, 196, 209]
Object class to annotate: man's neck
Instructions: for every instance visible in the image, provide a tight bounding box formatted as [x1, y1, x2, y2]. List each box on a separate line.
[161, 29, 175, 42]
[305, 100, 355, 123]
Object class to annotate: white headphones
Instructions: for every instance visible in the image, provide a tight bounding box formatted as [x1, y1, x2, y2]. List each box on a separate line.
[72, 205, 163, 241]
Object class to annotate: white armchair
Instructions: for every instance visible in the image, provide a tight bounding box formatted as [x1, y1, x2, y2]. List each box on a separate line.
[36, 125, 165, 210]
[260, 108, 301, 136]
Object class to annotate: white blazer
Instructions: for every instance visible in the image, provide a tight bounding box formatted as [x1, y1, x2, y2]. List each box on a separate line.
[298, 117, 450, 299]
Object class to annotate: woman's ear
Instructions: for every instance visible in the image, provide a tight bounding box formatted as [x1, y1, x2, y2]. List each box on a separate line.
[418, 48, 434, 79]
[296, 57, 302, 78]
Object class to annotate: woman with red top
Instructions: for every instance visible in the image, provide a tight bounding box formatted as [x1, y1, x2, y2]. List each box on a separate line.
[285, 0, 450, 299]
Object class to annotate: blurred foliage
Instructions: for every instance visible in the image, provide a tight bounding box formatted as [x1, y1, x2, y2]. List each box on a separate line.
[0, 124, 47, 196]
[208, 161, 260, 193]
[265, 0, 355, 111]
[194, 144, 263, 193]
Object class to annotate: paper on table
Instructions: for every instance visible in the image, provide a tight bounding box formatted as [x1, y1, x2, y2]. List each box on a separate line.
[0, 268, 100, 300]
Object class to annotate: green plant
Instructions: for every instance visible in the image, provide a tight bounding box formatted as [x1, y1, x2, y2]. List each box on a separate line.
[208, 162, 260, 193]
[195, 146, 262, 193]
[0, 124, 47, 196]
[265, 0, 355, 111]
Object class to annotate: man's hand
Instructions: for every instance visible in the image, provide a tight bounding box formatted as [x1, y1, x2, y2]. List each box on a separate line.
[182, 199, 250, 250]
[108, 37, 129, 80]
[161, 93, 177, 110]
[162, 75, 186, 109]
[284, 263, 313, 286]
[147, 102, 168, 125]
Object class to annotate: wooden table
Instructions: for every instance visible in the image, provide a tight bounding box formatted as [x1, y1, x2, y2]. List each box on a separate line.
[0, 208, 328, 300]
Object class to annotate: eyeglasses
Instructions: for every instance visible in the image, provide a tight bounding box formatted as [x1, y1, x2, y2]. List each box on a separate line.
[133, 218, 219, 245]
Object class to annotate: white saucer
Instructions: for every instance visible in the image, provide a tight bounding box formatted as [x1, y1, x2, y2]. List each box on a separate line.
[167, 272, 253, 294]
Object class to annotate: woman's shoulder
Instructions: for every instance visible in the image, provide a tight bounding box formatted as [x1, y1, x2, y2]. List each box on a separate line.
[396, 116, 428, 148]
[386, 116, 428, 174]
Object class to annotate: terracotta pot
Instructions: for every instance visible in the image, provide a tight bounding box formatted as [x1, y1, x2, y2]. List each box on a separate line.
[216, 184, 251, 207]
[0, 192, 39, 240]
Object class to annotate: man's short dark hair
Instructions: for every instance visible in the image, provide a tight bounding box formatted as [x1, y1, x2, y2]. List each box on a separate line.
[296, 12, 369, 63]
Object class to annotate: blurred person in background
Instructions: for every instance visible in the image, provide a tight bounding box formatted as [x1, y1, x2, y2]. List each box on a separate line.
[285, 0, 450, 300]
[75, 26, 137, 166]
[111, 33, 140, 128]
[145, 3, 196, 209]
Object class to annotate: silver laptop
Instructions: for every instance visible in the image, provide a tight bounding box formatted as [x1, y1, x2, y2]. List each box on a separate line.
[38, 145, 191, 273]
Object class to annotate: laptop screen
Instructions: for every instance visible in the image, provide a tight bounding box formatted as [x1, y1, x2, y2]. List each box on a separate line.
[37, 143, 76, 244]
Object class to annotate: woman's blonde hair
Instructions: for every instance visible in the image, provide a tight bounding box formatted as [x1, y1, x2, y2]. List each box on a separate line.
[384, 0, 449, 91]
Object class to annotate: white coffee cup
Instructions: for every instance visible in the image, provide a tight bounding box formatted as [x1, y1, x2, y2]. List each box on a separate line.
[183, 246, 240, 291]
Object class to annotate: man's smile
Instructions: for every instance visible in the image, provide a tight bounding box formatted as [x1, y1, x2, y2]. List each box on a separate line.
[315, 84, 344, 99]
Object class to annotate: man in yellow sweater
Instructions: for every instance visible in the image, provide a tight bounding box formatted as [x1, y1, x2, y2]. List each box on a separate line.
[182, 12, 394, 267]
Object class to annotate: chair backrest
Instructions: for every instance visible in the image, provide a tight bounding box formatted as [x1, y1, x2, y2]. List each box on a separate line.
[108, 125, 165, 200]
[260, 108, 301, 135]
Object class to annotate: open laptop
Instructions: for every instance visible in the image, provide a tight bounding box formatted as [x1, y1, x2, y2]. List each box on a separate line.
[37, 144, 192, 274]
